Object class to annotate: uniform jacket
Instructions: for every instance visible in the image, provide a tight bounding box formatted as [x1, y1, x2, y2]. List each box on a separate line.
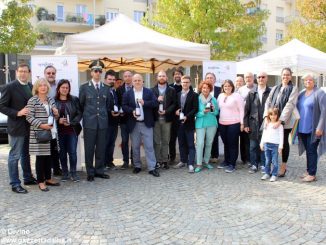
[244, 86, 271, 140]
[177, 89, 198, 130]
[79, 81, 113, 130]
[122, 87, 158, 132]
[151, 84, 177, 122]
[0, 80, 33, 136]
[26, 96, 57, 156]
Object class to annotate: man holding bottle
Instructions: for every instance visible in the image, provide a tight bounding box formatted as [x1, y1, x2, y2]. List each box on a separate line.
[122, 74, 159, 177]
[151, 70, 177, 170]
[173, 75, 198, 173]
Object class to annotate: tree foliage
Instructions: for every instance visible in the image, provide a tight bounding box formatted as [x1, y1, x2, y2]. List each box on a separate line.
[143, 0, 268, 60]
[285, 0, 326, 52]
[0, 0, 37, 53]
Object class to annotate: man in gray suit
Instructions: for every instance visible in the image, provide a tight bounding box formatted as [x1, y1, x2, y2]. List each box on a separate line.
[79, 60, 113, 181]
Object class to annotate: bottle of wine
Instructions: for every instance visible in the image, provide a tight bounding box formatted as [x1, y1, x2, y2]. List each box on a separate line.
[179, 108, 185, 123]
[65, 107, 70, 124]
[135, 99, 141, 117]
[159, 100, 164, 112]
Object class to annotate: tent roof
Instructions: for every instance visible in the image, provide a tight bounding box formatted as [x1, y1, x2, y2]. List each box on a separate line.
[237, 39, 326, 76]
[55, 14, 210, 72]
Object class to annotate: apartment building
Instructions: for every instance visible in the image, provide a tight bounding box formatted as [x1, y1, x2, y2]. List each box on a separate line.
[241, 0, 297, 57]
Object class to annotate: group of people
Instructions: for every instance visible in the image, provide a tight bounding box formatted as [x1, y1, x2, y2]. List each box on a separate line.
[0, 61, 325, 194]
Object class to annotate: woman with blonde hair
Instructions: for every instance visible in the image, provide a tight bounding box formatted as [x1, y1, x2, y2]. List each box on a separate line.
[26, 78, 60, 191]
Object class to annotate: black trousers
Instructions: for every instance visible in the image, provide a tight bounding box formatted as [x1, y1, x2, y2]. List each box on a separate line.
[50, 139, 61, 172]
[239, 131, 250, 163]
[83, 127, 107, 176]
[282, 129, 291, 163]
[36, 155, 52, 183]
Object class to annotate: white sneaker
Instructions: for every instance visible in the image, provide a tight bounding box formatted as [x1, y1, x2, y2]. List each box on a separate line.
[270, 176, 277, 182]
[173, 162, 186, 169]
[261, 174, 269, 180]
[188, 165, 194, 173]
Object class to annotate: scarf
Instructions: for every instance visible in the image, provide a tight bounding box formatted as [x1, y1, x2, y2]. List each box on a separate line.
[199, 93, 212, 104]
[270, 81, 294, 112]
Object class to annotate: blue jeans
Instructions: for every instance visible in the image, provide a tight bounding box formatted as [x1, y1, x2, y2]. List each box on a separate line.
[219, 123, 240, 167]
[264, 143, 279, 176]
[250, 138, 265, 168]
[8, 135, 33, 187]
[58, 133, 78, 175]
[178, 125, 196, 166]
[105, 125, 118, 165]
[120, 124, 132, 164]
[299, 133, 319, 176]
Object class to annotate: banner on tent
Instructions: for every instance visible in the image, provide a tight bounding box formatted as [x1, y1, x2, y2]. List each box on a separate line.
[31, 55, 79, 96]
[203, 61, 237, 87]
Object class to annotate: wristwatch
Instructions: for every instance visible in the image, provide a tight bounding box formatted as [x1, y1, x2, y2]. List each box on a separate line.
[280, 121, 285, 125]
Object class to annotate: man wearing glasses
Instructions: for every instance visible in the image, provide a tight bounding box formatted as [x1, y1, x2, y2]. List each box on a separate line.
[44, 65, 62, 176]
[79, 60, 112, 181]
[244, 72, 271, 174]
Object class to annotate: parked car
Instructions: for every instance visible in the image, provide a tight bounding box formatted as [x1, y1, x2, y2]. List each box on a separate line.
[0, 87, 8, 143]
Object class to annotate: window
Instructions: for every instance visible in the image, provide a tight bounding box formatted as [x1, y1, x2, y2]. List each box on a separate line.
[260, 36, 267, 43]
[276, 7, 284, 23]
[276, 30, 283, 44]
[76, 4, 87, 17]
[106, 8, 119, 22]
[134, 11, 145, 23]
[56, 4, 64, 22]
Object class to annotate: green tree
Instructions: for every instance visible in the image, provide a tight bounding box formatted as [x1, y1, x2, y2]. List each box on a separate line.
[0, 0, 37, 53]
[143, 0, 268, 60]
[285, 0, 326, 52]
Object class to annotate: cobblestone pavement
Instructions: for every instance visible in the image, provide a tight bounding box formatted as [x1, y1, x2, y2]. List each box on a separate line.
[0, 142, 325, 245]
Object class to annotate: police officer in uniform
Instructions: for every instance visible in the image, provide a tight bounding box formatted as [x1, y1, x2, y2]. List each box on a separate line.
[79, 60, 112, 181]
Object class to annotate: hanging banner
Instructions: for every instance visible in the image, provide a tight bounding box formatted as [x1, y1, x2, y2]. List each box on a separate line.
[31, 55, 79, 96]
[203, 61, 237, 87]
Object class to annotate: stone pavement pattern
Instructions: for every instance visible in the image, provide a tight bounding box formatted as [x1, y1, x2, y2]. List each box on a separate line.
[0, 143, 325, 245]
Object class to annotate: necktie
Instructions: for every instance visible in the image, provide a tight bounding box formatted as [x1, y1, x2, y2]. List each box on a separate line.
[96, 83, 100, 93]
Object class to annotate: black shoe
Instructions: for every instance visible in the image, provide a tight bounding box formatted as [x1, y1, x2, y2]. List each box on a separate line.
[120, 162, 129, 170]
[278, 169, 287, 177]
[133, 167, 142, 174]
[107, 162, 117, 170]
[39, 185, 49, 192]
[94, 173, 110, 179]
[87, 175, 94, 181]
[45, 181, 60, 186]
[24, 178, 38, 185]
[12, 185, 28, 194]
[149, 169, 160, 177]
[162, 162, 169, 170]
[53, 169, 63, 176]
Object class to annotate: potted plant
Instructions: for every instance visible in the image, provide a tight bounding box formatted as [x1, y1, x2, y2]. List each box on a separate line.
[36, 7, 48, 21]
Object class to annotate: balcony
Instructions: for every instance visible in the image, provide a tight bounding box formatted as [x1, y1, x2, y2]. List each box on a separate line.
[36, 8, 106, 32]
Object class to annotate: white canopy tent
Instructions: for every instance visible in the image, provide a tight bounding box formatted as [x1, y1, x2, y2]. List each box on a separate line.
[237, 39, 326, 78]
[55, 14, 210, 73]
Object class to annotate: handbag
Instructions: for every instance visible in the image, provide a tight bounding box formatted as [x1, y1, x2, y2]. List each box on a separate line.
[35, 130, 52, 143]
[288, 107, 300, 145]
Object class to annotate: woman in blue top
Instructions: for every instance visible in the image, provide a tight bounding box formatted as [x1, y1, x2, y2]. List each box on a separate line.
[195, 80, 219, 173]
[297, 73, 326, 182]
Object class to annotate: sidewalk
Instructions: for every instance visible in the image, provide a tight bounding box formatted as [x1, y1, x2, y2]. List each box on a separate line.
[0, 140, 325, 244]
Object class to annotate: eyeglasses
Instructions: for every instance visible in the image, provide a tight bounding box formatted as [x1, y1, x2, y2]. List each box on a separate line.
[93, 69, 102, 73]
[258, 76, 266, 79]
[46, 72, 56, 75]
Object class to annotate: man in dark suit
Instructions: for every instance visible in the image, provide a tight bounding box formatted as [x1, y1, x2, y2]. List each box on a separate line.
[103, 69, 120, 170]
[122, 74, 160, 177]
[173, 75, 198, 173]
[0, 63, 37, 194]
[79, 60, 112, 181]
[205, 72, 221, 163]
[152, 70, 176, 169]
[116, 70, 133, 169]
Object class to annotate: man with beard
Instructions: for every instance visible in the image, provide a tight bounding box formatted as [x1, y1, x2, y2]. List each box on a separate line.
[104, 70, 120, 170]
[152, 70, 176, 169]
[44, 65, 62, 176]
